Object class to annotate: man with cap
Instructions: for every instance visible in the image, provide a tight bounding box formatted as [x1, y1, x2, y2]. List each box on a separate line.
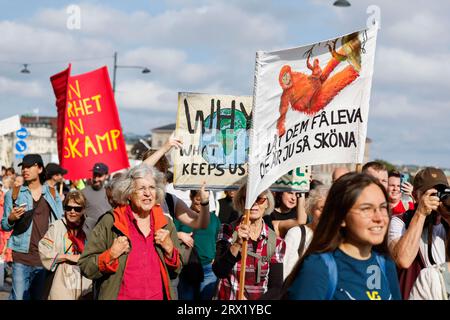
[388, 167, 450, 299]
[1, 154, 63, 300]
[82, 162, 112, 236]
[45, 163, 68, 199]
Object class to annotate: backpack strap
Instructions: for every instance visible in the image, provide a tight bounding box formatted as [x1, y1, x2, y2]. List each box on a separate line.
[375, 253, 387, 277]
[246, 250, 265, 284]
[297, 225, 306, 257]
[319, 252, 338, 300]
[266, 227, 277, 261]
[374, 253, 390, 293]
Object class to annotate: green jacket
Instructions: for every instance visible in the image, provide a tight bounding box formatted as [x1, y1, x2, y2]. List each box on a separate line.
[78, 204, 181, 300]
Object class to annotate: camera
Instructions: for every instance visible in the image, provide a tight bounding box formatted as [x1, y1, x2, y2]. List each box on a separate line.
[436, 188, 450, 201]
[435, 188, 450, 210]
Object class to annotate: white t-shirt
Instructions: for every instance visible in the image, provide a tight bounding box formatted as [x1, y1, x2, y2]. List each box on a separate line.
[388, 216, 447, 267]
[283, 225, 314, 280]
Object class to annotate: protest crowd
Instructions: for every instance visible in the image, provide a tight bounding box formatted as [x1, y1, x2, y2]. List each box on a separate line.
[0, 138, 449, 301]
[0, 23, 449, 302]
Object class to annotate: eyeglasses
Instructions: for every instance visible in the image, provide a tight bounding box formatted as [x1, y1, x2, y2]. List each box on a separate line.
[351, 204, 389, 219]
[135, 186, 156, 194]
[64, 205, 83, 213]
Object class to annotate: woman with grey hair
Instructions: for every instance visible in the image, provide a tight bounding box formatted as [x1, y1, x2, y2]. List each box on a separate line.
[212, 183, 286, 300]
[78, 164, 181, 300]
[283, 185, 329, 280]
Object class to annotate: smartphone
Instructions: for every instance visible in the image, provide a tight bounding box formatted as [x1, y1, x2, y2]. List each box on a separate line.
[400, 173, 410, 194]
[14, 203, 27, 208]
[400, 173, 409, 185]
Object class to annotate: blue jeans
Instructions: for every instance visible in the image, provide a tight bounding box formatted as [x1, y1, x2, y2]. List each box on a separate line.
[178, 263, 217, 300]
[10, 262, 48, 300]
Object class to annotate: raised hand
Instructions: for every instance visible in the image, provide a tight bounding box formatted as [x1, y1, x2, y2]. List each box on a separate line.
[155, 229, 175, 257]
[110, 236, 130, 260]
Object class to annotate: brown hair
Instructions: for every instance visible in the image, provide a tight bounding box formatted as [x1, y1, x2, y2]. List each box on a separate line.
[284, 172, 391, 289]
[362, 161, 387, 173]
[388, 170, 401, 178]
[63, 190, 87, 208]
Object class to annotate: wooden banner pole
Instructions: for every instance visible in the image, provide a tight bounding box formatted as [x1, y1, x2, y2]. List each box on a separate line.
[356, 163, 362, 173]
[237, 208, 251, 300]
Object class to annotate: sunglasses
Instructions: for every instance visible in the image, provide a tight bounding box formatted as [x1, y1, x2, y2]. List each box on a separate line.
[64, 205, 83, 213]
[243, 196, 268, 206]
[255, 197, 268, 205]
[244, 196, 267, 205]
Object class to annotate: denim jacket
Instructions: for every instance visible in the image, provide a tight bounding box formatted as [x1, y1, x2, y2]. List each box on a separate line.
[1, 184, 63, 253]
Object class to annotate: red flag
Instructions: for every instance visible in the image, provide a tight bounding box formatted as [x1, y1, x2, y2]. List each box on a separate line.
[50, 64, 71, 161]
[50, 66, 130, 180]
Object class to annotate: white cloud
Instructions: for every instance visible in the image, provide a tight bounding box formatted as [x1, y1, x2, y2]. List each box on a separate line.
[385, 13, 450, 51]
[0, 76, 44, 98]
[115, 80, 177, 112]
[374, 46, 450, 95]
[32, 2, 285, 52]
[121, 47, 222, 87]
[0, 20, 112, 63]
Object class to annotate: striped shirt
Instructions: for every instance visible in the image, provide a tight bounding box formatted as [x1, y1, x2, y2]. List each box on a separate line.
[213, 220, 285, 300]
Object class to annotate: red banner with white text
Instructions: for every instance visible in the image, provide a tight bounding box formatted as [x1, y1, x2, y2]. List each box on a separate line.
[50, 66, 130, 180]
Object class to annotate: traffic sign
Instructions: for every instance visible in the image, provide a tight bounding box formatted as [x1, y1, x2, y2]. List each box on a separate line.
[15, 140, 27, 153]
[16, 127, 29, 139]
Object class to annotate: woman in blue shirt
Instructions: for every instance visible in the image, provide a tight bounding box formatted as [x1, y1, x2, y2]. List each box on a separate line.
[286, 172, 401, 300]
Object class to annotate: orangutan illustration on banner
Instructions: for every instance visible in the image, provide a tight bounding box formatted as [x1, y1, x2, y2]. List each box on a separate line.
[277, 32, 363, 136]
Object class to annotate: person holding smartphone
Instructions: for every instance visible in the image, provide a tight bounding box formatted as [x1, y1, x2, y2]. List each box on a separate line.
[1, 154, 63, 300]
[387, 170, 414, 216]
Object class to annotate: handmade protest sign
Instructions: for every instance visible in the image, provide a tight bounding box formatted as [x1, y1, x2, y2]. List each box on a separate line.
[173, 92, 311, 191]
[50, 65, 129, 180]
[245, 25, 378, 208]
[173, 92, 251, 190]
[271, 166, 310, 193]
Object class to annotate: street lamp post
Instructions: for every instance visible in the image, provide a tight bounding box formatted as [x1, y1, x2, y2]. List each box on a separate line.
[112, 51, 151, 95]
[333, 0, 351, 7]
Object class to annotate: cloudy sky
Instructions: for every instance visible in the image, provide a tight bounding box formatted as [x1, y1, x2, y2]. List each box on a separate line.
[0, 0, 449, 168]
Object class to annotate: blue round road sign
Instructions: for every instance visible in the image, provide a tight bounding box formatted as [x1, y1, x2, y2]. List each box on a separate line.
[15, 140, 27, 153]
[16, 127, 29, 139]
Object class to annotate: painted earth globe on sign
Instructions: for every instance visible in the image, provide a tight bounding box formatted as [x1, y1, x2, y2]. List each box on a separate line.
[200, 108, 249, 165]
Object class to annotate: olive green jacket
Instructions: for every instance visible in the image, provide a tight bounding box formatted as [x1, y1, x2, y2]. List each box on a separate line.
[78, 205, 181, 300]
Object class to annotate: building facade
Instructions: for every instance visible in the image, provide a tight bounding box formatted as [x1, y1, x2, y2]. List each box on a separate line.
[0, 116, 58, 169]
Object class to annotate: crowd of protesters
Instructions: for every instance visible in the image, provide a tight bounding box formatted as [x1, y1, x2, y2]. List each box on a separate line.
[0, 139, 449, 301]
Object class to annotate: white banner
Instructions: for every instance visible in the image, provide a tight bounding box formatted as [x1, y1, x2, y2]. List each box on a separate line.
[174, 93, 311, 192]
[246, 25, 378, 208]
